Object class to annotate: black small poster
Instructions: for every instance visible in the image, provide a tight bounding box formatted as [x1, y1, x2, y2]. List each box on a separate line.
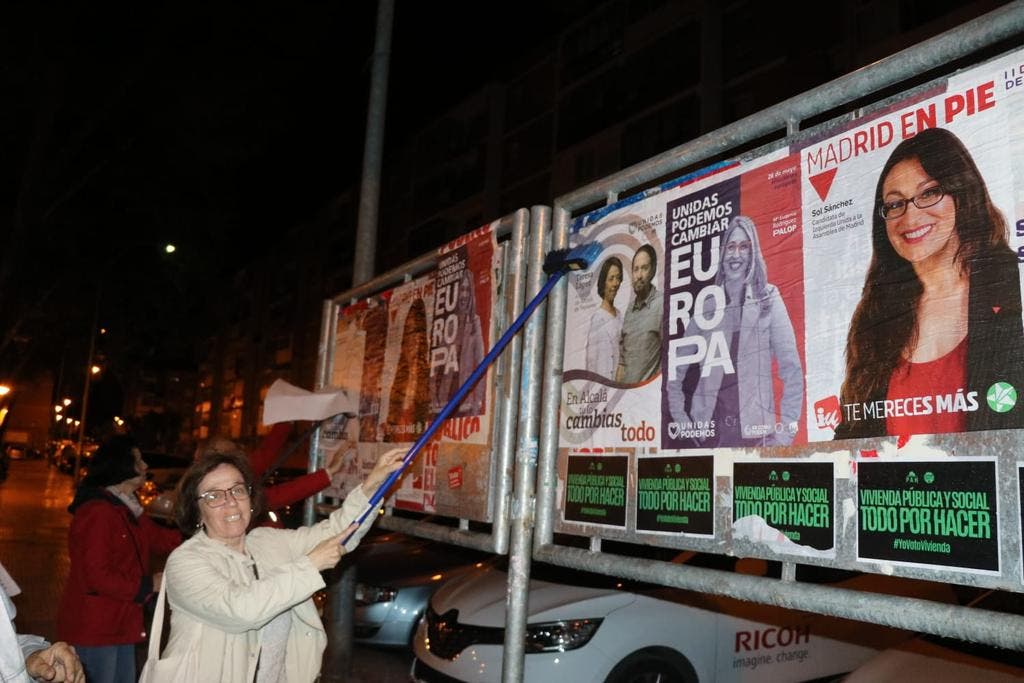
[636, 455, 713, 536]
[732, 461, 834, 551]
[858, 459, 998, 573]
[564, 453, 628, 527]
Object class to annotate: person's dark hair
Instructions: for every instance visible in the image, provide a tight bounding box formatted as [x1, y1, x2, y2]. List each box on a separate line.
[634, 244, 657, 276]
[841, 127, 1009, 409]
[174, 450, 265, 537]
[596, 257, 623, 300]
[81, 435, 139, 488]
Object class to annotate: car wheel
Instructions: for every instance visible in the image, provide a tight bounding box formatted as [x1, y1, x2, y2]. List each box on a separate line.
[605, 650, 696, 683]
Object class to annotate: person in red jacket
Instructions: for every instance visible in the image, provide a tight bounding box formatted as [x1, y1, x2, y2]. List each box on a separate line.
[57, 436, 180, 683]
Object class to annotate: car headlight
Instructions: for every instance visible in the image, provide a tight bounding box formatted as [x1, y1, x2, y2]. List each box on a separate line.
[524, 618, 603, 653]
[355, 583, 397, 605]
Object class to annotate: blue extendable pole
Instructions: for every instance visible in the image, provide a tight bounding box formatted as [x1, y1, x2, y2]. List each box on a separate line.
[340, 269, 566, 543]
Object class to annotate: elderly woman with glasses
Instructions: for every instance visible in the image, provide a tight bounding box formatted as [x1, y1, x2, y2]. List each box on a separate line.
[836, 126, 1024, 438]
[153, 444, 403, 682]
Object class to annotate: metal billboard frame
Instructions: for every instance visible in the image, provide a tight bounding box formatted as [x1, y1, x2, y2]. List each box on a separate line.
[308, 207, 531, 555]
[499, 5, 1024, 680]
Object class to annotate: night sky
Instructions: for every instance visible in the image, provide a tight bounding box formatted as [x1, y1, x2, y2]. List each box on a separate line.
[0, 1, 577, 382]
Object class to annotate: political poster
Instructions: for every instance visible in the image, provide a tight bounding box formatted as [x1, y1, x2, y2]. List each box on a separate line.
[428, 225, 496, 418]
[323, 222, 500, 514]
[857, 458, 998, 572]
[662, 155, 806, 450]
[563, 451, 629, 528]
[559, 164, 754, 449]
[635, 454, 714, 536]
[802, 49, 1024, 442]
[379, 275, 435, 444]
[733, 461, 834, 556]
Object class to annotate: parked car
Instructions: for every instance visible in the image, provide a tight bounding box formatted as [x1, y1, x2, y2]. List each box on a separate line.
[411, 552, 960, 683]
[56, 441, 98, 476]
[350, 532, 494, 648]
[843, 589, 1024, 682]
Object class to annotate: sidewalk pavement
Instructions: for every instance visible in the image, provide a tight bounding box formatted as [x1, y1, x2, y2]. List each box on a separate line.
[0, 459, 411, 682]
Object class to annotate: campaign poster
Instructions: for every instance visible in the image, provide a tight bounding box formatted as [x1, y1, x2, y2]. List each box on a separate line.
[323, 296, 391, 499]
[635, 454, 713, 536]
[563, 451, 629, 528]
[560, 166, 741, 449]
[662, 155, 806, 450]
[343, 297, 390, 445]
[802, 49, 1024, 442]
[857, 459, 999, 572]
[379, 275, 435, 444]
[733, 461, 835, 555]
[429, 224, 496, 418]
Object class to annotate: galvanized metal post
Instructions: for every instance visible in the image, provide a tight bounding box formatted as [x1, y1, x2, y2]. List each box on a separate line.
[490, 209, 530, 555]
[352, 0, 394, 287]
[533, 206, 568, 550]
[501, 207, 551, 683]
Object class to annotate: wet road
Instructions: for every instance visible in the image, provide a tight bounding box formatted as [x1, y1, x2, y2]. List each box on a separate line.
[0, 459, 412, 681]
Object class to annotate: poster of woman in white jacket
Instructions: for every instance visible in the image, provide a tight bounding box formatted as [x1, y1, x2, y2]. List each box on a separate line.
[666, 215, 803, 447]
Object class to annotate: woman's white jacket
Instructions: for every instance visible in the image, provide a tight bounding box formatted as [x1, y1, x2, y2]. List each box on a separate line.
[162, 487, 377, 682]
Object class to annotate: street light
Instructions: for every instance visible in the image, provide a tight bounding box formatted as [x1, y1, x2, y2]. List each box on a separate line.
[0, 385, 9, 396]
[74, 242, 177, 480]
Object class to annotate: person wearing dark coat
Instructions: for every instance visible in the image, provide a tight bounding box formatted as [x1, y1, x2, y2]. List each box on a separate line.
[56, 436, 180, 683]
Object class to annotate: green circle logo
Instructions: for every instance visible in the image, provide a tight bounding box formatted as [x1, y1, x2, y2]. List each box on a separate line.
[987, 382, 1018, 413]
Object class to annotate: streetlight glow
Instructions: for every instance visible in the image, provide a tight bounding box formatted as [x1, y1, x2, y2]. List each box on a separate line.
[90, 365, 101, 375]
[165, 243, 176, 254]
[0, 385, 10, 396]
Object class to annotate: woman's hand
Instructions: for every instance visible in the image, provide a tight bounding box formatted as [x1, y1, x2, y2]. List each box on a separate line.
[306, 524, 358, 570]
[360, 448, 406, 496]
[323, 446, 345, 478]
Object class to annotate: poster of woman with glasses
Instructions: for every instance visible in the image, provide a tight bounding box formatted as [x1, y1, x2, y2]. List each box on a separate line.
[661, 154, 806, 450]
[802, 51, 1024, 441]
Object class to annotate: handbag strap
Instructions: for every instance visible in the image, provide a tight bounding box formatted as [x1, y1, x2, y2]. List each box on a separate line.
[147, 581, 168, 660]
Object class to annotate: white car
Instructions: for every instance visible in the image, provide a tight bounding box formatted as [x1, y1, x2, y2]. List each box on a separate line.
[411, 553, 959, 682]
[843, 590, 1024, 682]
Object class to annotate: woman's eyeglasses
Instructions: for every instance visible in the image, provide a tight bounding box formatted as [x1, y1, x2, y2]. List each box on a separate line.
[879, 185, 945, 219]
[197, 484, 251, 507]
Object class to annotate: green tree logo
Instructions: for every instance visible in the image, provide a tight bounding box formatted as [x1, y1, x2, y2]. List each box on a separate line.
[987, 382, 1017, 413]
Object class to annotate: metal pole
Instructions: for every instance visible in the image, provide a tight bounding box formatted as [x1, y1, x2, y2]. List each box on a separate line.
[501, 207, 551, 683]
[74, 282, 101, 482]
[532, 207, 568, 549]
[351, 0, 394, 287]
[321, 557, 357, 683]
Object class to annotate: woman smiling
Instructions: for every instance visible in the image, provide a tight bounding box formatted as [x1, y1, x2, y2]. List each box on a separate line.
[149, 444, 403, 682]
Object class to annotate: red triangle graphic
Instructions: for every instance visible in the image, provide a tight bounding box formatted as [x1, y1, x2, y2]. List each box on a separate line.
[993, 305, 1001, 314]
[809, 168, 838, 202]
